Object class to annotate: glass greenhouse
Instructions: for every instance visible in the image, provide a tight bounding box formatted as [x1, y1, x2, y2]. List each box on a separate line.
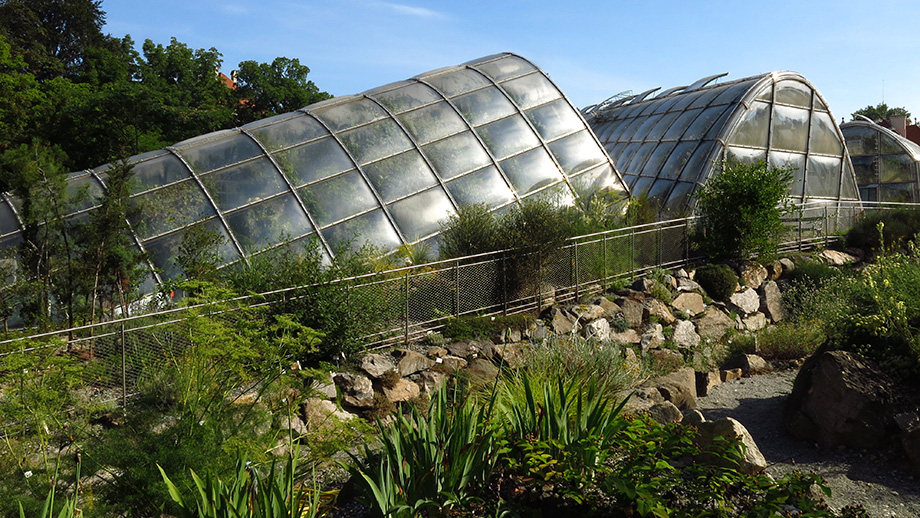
[0, 53, 627, 284]
[840, 118, 920, 203]
[583, 71, 860, 216]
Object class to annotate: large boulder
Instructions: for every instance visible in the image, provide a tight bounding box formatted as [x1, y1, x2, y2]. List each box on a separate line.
[784, 350, 896, 449]
[360, 353, 396, 379]
[583, 318, 611, 341]
[722, 354, 772, 377]
[618, 298, 645, 328]
[591, 297, 622, 318]
[759, 280, 785, 323]
[817, 249, 858, 266]
[671, 320, 700, 348]
[645, 366, 697, 410]
[672, 292, 705, 316]
[728, 287, 761, 315]
[542, 306, 579, 335]
[645, 299, 676, 325]
[382, 378, 421, 403]
[333, 373, 375, 409]
[694, 306, 735, 341]
[695, 417, 767, 474]
[395, 350, 436, 377]
[737, 260, 768, 289]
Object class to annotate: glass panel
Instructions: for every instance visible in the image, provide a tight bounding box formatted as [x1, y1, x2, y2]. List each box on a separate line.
[631, 176, 654, 197]
[703, 106, 734, 140]
[645, 111, 683, 141]
[843, 126, 878, 156]
[501, 73, 561, 110]
[881, 133, 903, 154]
[312, 98, 388, 131]
[815, 97, 828, 112]
[678, 141, 717, 181]
[225, 194, 313, 254]
[774, 80, 812, 107]
[658, 141, 698, 180]
[728, 101, 770, 148]
[373, 83, 442, 114]
[772, 105, 810, 152]
[725, 145, 767, 164]
[806, 156, 841, 197]
[632, 114, 663, 141]
[662, 109, 703, 140]
[651, 96, 681, 115]
[841, 165, 859, 199]
[321, 209, 401, 251]
[363, 151, 438, 203]
[130, 153, 191, 194]
[860, 186, 877, 202]
[618, 116, 649, 141]
[664, 182, 695, 214]
[499, 147, 563, 195]
[526, 99, 584, 141]
[387, 187, 455, 241]
[422, 131, 492, 180]
[477, 115, 540, 160]
[880, 154, 913, 183]
[475, 55, 535, 82]
[601, 117, 632, 143]
[769, 151, 806, 197]
[65, 175, 105, 212]
[0, 201, 18, 235]
[851, 155, 878, 184]
[617, 142, 642, 169]
[623, 174, 637, 188]
[130, 180, 214, 239]
[641, 142, 677, 177]
[452, 87, 517, 126]
[424, 69, 492, 97]
[298, 170, 378, 227]
[712, 81, 752, 106]
[200, 158, 287, 212]
[880, 183, 915, 202]
[688, 87, 724, 109]
[397, 102, 468, 145]
[624, 142, 657, 172]
[338, 119, 413, 165]
[647, 180, 674, 205]
[569, 164, 621, 198]
[548, 130, 607, 175]
[144, 220, 238, 280]
[246, 113, 328, 151]
[446, 166, 515, 208]
[683, 105, 730, 140]
[181, 134, 262, 174]
[275, 137, 354, 187]
[668, 93, 698, 112]
[809, 111, 843, 155]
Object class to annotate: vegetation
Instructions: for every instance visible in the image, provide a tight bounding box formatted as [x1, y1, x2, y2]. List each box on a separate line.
[851, 102, 911, 123]
[693, 160, 793, 261]
[694, 263, 739, 302]
[845, 207, 920, 256]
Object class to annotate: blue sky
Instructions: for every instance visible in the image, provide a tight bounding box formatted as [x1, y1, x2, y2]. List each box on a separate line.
[102, 0, 919, 123]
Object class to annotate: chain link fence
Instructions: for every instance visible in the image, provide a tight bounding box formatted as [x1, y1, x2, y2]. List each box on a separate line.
[0, 200, 911, 424]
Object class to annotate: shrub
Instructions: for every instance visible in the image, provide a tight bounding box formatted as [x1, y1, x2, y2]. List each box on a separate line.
[694, 263, 739, 302]
[846, 207, 920, 255]
[788, 258, 845, 288]
[693, 160, 793, 261]
[438, 204, 501, 260]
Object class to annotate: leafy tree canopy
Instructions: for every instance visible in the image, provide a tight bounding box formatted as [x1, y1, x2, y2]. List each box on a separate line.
[852, 102, 911, 123]
[234, 57, 331, 124]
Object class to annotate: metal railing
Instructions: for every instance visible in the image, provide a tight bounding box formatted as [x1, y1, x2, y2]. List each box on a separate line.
[0, 200, 913, 416]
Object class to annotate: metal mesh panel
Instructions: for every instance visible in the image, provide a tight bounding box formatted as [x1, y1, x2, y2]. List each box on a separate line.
[458, 260, 502, 315]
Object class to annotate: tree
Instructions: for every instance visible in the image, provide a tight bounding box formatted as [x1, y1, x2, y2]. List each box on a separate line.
[852, 103, 911, 123]
[233, 57, 331, 124]
[693, 160, 793, 262]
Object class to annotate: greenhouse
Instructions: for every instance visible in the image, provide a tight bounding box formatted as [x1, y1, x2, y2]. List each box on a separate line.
[583, 71, 861, 216]
[840, 118, 920, 203]
[0, 53, 626, 283]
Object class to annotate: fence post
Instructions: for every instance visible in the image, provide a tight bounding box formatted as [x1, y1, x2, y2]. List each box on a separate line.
[404, 270, 410, 344]
[121, 322, 127, 414]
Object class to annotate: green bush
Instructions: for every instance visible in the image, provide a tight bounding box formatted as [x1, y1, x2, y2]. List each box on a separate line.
[694, 263, 739, 302]
[693, 160, 793, 261]
[437, 203, 501, 260]
[846, 207, 920, 255]
[788, 258, 845, 287]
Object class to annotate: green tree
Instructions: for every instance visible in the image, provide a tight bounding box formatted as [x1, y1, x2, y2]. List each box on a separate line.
[0, 33, 45, 155]
[693, 160, 793, 261]
[852, 102, 911, 123]
[233, 56, 331, 124]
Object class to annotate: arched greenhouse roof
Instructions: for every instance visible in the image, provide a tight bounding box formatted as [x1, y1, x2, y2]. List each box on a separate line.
[584, 71, 860, 216]
[0, 53, 627, 284]
[840, 118, 920, 203]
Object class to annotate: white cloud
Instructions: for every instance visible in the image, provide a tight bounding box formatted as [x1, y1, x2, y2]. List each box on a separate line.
[374, 1, 447, 19]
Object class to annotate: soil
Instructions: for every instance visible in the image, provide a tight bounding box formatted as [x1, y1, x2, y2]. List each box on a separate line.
[697, 369, 920, 517]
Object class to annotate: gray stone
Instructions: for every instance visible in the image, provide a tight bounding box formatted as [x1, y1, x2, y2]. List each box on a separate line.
[695, 369, 721, 397]
[759, 280, 785, 323]
[696, 417, 767, 474]
[360, 353, 396, 379]
[382, 378, 420, 403]
[672, 292, 705, 315]
[648, 401, 683, 424]
[645, 299, 675, 324]
[570, 303, 607, 324]
[676, 277, 703, 293]
[672, 320, 700, 348]
[436, 355, 468, 372]
[631, 278, 657, 293]
[694, 306, 735, 341]
[592, 297, 622, 318]
[766, 260, 783, 280]
[621, 386, 664, 414]
[526, 320, 548, 341]
[721, 368, 743, 382]
[583, 318, 611, 341]
[676, 268, 691, 279]
[303, 398, 354, 433]
[729, 287, 761, 315]
[543, 305, 579, 335]
[609, 328, 641, 344]
[395, 350, 436, 377]
[333, 373, 375, 409]
[742, 312, 768, 332]
[646, 366, 697, 410]
[817, 249, 858, 266]
[640, 323, 665, 351]
[618, 298, 645, 328]
[446, 340, 482, 359]
[491, 344, 524, 368]
[895, 412, 920, 470]
[426, 346, 448, 359]
[778, 257, 796, 275]
[415, 371, 447, 394]
[737, 260, 768, 289]
[464, 358, 499, 382]
[492, 326, 522, 344]
[682, 409, 706, 426]
[723, 354, 772, 377]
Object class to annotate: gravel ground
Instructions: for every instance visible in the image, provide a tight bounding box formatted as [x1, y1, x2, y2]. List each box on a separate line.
[697, 370, 920, 517]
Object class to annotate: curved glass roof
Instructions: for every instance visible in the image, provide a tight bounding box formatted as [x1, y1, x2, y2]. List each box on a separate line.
[0, 53, 627, 283]
[584, 71, 860, 215]
[841, 119, 920, 203]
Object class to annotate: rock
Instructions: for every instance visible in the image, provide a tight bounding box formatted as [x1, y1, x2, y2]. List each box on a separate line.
[631, 278, 657, 293]
[645, 299, 675, 324]
[648, 401, 683, 424]
[647, 347, 683, 368]
[610, 328, 641, 344]
[694, 306, 735, 341]
[542, 306, 579, 335]
[492, 344, 524, 368]
[395, 350, 436, 377]
[570, 303, 606, 324]
[766, 260, 784, 280]
[759, 280, 785, 323]
[696, 370, 722, 397]
[382, 378, 420, 403]
[446, 340, 482, 359]
[676, 277, 702, 293]
[493, 326, 522, 344]
[303, 398, 354, 433]
[583, 318, 611, 341]
[618, 298, 645, 328]
[721, 368, 743, 382]
[464, 358, 499, 382]
[311, 374, 338, 399]
[672, 320, 701, 348]
[624, 347, 642, 375]
[640, 323, 665, 352]
[278, 413, 309, 439]
[778, 257, 796, 274]
[682, 409, 705, 426]
[426, 346, 448, 359]
[435, 355, 468, 372]
[646, 366, 697, 410]
[695, 417, 767, 474]
[621, 386, 664, 414]
[895, 412, 920, 470]
[676, 268, 691, 279]
[592, 297, 622, 318]
[737, 260, 768, 289]
[526, 320, 548, 341]
[333, 373, 375, 408]
[415, 371, 447, 394]
[817, 249, 858, 266]
[729, 287, 761, 315]
[723, 354, 772, 377]
[742, 312, 768, 332]
[672, 292, 705, 315]
[784, 350, 896, 449]
[360, 353, 396, 379]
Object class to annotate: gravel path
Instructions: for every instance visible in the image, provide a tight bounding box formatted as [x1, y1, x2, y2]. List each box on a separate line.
[696, 370, 920, 517]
